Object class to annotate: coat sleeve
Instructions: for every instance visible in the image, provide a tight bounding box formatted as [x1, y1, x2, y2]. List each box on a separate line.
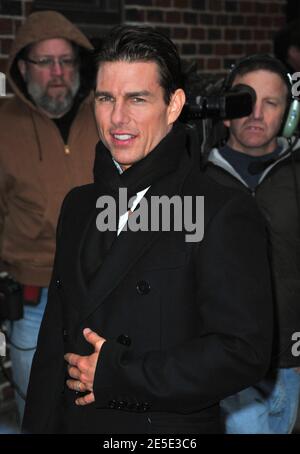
[22, 274, 65, 433]
[21, 192, 74, 434]
[93, 193, 274, 413]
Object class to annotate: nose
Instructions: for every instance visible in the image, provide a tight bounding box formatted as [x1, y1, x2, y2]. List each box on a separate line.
[50, 60, 64, 77]
[111, 101, 130, 126]
[251, 100, 263, 120]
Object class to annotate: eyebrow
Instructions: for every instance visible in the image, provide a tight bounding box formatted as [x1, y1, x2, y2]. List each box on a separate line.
[95, 90, 154, 99]
[30, 53, 74, 59]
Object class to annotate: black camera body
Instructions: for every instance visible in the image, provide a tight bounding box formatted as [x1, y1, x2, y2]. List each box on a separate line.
[0, 272, 23, 320]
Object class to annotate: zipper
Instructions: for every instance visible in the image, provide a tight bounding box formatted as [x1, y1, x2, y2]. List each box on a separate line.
[64, 145, 70, 155]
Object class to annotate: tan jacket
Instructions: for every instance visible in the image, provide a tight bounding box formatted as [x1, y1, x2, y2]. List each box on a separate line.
[0, 11, 99, 286]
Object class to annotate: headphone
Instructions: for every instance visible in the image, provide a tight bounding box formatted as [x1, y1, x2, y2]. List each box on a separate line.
[223, 54, 300, 138]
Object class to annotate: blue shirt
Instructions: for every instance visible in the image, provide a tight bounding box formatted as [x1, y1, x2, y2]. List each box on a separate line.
[219, 144, 283, 190]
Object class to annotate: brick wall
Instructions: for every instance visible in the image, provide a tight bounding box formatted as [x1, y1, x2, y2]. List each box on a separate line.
[0, 0, 287, 77]
[0, 1, 33, 75]
[124, 0, 286, 73]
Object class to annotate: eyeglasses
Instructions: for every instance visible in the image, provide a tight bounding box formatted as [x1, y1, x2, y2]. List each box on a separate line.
[25, 57, 77, 69]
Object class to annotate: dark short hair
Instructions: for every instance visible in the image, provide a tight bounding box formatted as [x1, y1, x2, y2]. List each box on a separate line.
[225, 54, 291, 101]
[94, 25, 183, 104]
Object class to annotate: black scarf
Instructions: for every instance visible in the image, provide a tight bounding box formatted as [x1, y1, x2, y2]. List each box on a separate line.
[82, 122, 188, 283]
[93, 121, 187, 199]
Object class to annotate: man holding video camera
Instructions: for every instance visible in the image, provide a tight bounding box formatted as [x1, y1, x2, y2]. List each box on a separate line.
[204, 54, 300, 434]
[0, 10, 98, 423]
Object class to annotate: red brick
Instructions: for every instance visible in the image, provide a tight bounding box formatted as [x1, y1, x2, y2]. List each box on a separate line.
[190, 27, 206, 40]
[231, 15, 245, 26]
[267, 3, 281, 14]
[199, 13, 214, 25]
[254, 29, 267, 40]
[255, 2, 267, 14]
[206, 58, 221, 70]
[208, 28, 222, 40]
[173, 0, 189, 7]
[0, 58, 8, 73]
[196, 58, 205, 70]
[182, 43, 197, 55]
[198, 43, 213, 55]
[215, 43, 230, 56]
[259, 16, 272, 27]
[0, 18, 13, 35]
[230, 43, 245, 55]
[184, 12, 198, 25]
[239, 29, 252, 41]
[245, 43, 259, 54]
[126, 8, 145, 22]
[225, 29, 237, 40]
[225, 1, 239, 13]
[246, 15, 259, 26]
[165, 11, 181, 23]
[1, 39, 13, 55]
[208, 0, 223, 11]
[172, 27, 188, 39]
[147, 10, 164, 22]
[240, 1, 254, 13]
[216, 15, 229, 26]
[13, 19, 23, 34]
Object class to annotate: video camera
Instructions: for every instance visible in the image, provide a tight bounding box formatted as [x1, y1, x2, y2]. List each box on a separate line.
[182, 83, 256, 121]
[180, 65, 257, 161]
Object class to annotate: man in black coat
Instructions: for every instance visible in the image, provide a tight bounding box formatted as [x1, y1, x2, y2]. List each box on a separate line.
[23, 26, 273, 434]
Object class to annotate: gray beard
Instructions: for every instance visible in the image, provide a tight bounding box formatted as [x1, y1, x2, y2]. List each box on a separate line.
[26, 73, 80, 117]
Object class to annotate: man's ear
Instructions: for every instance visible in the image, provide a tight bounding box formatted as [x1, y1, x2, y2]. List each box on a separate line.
[167, 88, 186, 125]
[223, 119, 231, 128]
[18, 59, 26, 80]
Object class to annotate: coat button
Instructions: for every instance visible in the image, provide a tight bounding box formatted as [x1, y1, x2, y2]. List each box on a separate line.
[108, 399, 117, 409]
[117, 400, 127, 410]
[136, 280, 151, 295]
[142, 402, 150, 412]
[63, 329, 68, 341]
[135, 402, 143, 412]
[117, 334, 132, 347]
[55, 278, 62, 289]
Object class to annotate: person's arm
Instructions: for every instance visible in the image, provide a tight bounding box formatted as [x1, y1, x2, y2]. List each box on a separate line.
[0, 158, 9, 267]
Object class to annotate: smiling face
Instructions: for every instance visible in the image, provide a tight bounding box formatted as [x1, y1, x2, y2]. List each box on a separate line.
[224, 69, 288, 156]
[94, 60, 185, 170]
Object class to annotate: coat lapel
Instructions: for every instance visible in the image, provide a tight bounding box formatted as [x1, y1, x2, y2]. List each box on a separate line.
[78, 167, 187, 322]
[60, 187, 101, 306]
